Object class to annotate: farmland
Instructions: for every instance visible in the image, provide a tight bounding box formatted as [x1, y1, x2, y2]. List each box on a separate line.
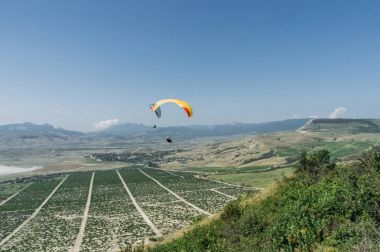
[118, 169, 202, 235]
[0, 167, 256, 251]
[0, 182, 30, 204]
[1, 173, 91, 251]
[0, 177, 64, 244]
[210, 167, 295, 189]
[80, 169, 154, 251]
[139, 169, 246, 213]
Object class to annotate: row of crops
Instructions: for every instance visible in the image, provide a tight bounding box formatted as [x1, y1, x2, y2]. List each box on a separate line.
[1, 172, 92, 251]
[0, 167, 256, 251]
[81, 170, 154, 251]
[0, 177, 64, 244]
[119, 169, 202, 235]
[0, 182, 28, 203]
[140, 168, 255, 213]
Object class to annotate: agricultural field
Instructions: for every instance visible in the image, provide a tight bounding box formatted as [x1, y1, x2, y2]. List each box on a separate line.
[80, 169, 154, 251]
[276, 140, 377, 161]
[185, 166, 270, 174]
[140, 168, 256, 213]
[0, 177, 64, 244]
[118, 169, 202, 235]
[0, 182, 30, 203]
[1, 172, 91, 251]
[210, 167, 295, 189]
[0, 167, 256, 251]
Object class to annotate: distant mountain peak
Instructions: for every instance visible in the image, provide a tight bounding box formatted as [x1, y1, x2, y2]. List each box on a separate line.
[93, 119, 310, 138]
[0, 119, 315, 148]
[0, 122, 83, 136]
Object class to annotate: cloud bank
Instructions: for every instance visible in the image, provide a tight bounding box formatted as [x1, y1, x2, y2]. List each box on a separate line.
[292, 113, 301, 119]
[94, 118, 119, 130]
[329, 107, 347, 119]
[44, 108, 62, 114]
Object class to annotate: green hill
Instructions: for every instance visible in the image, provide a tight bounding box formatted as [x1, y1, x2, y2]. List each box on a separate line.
[303, 119, 380, 133]
[146, 150, 380, 252]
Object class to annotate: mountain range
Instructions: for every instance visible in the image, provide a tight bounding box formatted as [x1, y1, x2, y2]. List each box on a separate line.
[2, 118, 379, 148]
[0, 119, 309, 148]
[0, 122, 83, 137]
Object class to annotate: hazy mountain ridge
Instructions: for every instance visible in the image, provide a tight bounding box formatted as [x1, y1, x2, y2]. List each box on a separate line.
[99, 119, 310, 138]
[91, 123, 153, 136]
[0, 122, 83, 137]
[4, 118, 379, 148]
[0, 123, 85, 148]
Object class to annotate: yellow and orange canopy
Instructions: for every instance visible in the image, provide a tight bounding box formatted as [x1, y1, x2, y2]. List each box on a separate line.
[150, 99, 193, 118]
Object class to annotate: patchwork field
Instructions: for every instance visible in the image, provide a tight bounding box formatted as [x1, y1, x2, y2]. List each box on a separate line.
[209, 167, 295, 189]
[0, 167, 256, 251]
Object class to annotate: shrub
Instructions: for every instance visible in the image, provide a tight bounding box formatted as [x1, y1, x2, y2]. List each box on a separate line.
[149, 151, 380, 252]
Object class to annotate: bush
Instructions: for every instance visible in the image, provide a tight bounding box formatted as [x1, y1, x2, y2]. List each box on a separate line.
[149, 151, 380, 252]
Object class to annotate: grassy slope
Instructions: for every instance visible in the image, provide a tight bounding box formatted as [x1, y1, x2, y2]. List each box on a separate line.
[209, 167, 294, 189]
[186, 166, 270, 174]
[148, 151, 380, 252]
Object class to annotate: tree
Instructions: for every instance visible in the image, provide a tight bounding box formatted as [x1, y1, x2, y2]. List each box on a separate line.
[296, 149, 336, 181]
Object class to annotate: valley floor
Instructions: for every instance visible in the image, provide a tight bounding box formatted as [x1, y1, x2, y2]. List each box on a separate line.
[0, 167, 256, 251]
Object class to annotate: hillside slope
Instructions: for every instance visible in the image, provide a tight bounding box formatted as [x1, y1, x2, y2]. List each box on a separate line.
[148, 151, 380, 252]
[302, 119, 380, 133]
[0, 123, 84, 148]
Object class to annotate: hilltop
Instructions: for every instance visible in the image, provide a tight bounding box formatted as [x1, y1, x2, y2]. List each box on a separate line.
[301, 119, 380, 133]
[0, 122, 83, 137]
[0, 123, 84, 148]
[148, 150, 380, 252]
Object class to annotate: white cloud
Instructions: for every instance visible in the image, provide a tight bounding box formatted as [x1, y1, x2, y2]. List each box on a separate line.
[292, 113, 301, 119]
[329, 107, 347, 119]
[94, 118, 119, 130]
[44, 108, 62, 114]
[309, 115, 318, 119]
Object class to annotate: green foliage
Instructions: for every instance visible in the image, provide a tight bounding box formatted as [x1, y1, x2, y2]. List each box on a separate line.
[149, 151, 380, 252]
[151, 220, 227, 252]
[296, 149, 336, 182]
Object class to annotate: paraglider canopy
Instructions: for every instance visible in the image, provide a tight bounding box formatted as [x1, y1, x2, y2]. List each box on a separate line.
[150, 99, 192, 142]
[150, 99, 193, 118]
[150, 104, 161, 119]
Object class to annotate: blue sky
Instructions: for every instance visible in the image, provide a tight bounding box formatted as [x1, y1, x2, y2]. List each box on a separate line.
[1, 1, 380, 131]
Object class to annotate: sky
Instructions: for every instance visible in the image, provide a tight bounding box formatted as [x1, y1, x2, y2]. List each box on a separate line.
[1, 0, 380, 132]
